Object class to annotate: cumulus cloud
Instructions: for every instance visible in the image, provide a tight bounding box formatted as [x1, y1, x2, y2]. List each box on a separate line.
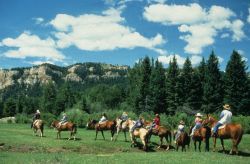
[29, 60, 55, 65]
[220, 33, 230, 38]
[144, 3, 245, 55]
[0, 32, 65, 61]
[50, 8, 165, 53]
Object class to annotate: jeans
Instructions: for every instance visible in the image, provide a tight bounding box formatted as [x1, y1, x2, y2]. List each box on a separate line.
[213, 122, 223, 134]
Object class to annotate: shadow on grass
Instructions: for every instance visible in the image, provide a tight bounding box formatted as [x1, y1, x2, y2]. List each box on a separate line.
[218, 150, 250, 157]
[58, 137, 82, 141]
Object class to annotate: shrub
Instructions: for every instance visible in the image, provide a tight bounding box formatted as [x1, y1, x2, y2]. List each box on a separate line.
[15, 113, 31, 124]
[41, 112, 57, 126]
[233, 115, 250, 134]
[64, 108, 86, 128]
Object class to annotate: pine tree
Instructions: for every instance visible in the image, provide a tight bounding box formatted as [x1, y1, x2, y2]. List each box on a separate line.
[224, 50, 250, 115]
[149, 60, 166, 114]
[166, 56, 179, 115]
[182, 57, 193, 106]
[138, 56, 152, 113]
[41, 82, 57, 114]
[202, 51, 223, 114]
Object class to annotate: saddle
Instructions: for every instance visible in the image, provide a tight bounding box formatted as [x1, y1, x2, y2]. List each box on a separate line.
[61, 122, 68, 126]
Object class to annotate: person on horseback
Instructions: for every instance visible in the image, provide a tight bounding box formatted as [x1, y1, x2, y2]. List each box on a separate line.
[190, 113, 203, 136]
[99, 113, 107, 125]
[130, 116, 144, 133]
[31, 110, 41, 128]
[119, 112, 128, 126]
[175, 120, 185, 143]
[57, 113, 68, 128]
[212, 104, 232, 136]
[149, 113, 160, 131]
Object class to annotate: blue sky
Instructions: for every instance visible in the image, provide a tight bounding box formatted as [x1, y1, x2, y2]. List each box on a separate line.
[0, 0, 249, 70]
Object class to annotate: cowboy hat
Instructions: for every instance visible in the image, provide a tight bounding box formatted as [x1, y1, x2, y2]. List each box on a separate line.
[223, 104, 231, 110]
[36, 110, 40, 114]
[155, 113, 159, 117]
[123, 112, 128, 115]
[179, 120, 185, 125]
[195, 113, 203, 117]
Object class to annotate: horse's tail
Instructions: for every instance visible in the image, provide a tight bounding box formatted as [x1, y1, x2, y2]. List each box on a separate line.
[73, 124, 77, 134]
[236, 124, 244, 145]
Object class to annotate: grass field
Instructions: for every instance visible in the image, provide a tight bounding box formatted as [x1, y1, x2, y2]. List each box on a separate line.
[0, 124, 250, 164]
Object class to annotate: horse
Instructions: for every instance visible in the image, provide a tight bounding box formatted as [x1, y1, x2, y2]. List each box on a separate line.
[202, 115, 243, 155]
[126, 119, 150, 151]
[189, 125, 211, 152]
[114, 118, 129, 142]
[51, 120, 77, 140]
[148, 125, 172, 150]
[94, 120, 116, 141]
[174, 130, 190, 152]
[86, 119, 98, 130]
[33, 119, 44, 137]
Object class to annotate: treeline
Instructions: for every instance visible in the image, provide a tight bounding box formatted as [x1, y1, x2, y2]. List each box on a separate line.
[127, 50, 250, 115]
[0, 50, 249, 120]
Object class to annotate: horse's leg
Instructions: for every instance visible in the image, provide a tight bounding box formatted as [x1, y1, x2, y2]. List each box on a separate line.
[111, 130, 114, 141]
[198, 140, 201, 152]
[213, 137, 217, 152]
[124, 131, 127, 142]
[230, 139, 237, 155]
[194, 140, 197, 151]
[220, 138, 225, 153]
[157, 136, 163, 149]
[101, 130, 105, 140]
[95, 130, 98, 140]
[68, 131, 72, 140]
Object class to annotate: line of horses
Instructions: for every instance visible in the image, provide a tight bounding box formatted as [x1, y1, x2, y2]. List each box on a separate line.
[32, 114, 243, 155]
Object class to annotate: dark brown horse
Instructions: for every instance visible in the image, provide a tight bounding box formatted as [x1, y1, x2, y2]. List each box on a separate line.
[149, 126, 172, 150]
[174, 131, 190, 152]
[94, 120, 116, 141]
[203, 115, 243, 155]
[51, 120, 77, 140]
[189, 125, 211, 152]
[86, 119, 98, 130]
[33, 119, 44, 137]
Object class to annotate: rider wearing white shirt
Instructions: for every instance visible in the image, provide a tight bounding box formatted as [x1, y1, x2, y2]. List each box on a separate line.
[212, 104, 232, 136]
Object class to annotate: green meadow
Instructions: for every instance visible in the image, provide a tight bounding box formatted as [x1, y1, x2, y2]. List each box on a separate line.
[0, 124, 250, 164]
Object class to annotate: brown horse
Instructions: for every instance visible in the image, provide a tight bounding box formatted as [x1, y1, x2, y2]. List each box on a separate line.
[189, 125, 211, 152]
[115, 118, 129, 142]
[86, 119, 98, 130]
[33, 119, 44, 137]
[174, 130, 190, 152]
[51, 120, 77, 140]
[203, 115, 243, 155]
[94, 120, 116, 141]
[127, 119, 150, 151]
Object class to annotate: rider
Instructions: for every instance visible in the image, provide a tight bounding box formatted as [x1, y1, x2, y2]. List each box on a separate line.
[119, 111, 128, 126]
[130, 116, 144, 133]
[212, 104, 232, 136]
[190, 113, 203, 136]
[31, 110, 41, 128]
[149, 113, 160, 131]
[175, 120, 185, 143]
[99, 113, 108, 125]
[57, 113, 68, 128]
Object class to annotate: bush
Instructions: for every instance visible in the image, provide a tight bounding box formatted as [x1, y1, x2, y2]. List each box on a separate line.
[41, 112, 57, 126]
[15, 113, 31, 124]
[64, 108, 86, 128]
[233, 115, 250, 134]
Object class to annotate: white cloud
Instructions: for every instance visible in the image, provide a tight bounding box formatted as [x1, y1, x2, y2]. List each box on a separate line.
[231, 19, 245, 41]
[247, 8, 250, 24]
[144, 3, 206, 25]
[158, 54, 186, 66]
[144, 3, 245, 55]
[147, 0, 167, 4]
[1, 32, 65, 61]
[50, 8, 165, 53]
[237, 49, 248, 62]
[33, 17, 44, 24]
[218, 56, 224, 63]
[190, 55, 202, 65]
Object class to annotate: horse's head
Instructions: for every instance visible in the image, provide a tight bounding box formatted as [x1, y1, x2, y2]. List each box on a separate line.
[202, 114, 216, 126]
[86, 119, 97, 129]
[50, 120, 58, 128]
